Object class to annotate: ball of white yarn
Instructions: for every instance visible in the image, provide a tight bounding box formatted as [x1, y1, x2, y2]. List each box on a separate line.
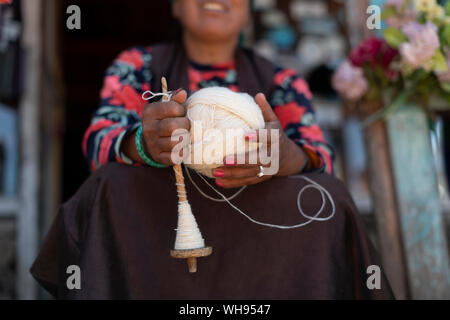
[184, 87, 265, 178]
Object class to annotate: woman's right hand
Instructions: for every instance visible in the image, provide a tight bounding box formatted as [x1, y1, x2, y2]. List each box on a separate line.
[121, 89, 191, 166]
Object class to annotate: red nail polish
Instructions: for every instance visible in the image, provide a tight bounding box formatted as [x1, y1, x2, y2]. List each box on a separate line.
[214, 169, 225, 178]
[216, 180, 224, 187]
[245, 133, 257, 141]
[175, 88, 182, 94]
[225, 157, 235, 166]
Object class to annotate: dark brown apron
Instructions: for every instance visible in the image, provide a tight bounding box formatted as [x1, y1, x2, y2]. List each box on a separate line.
[31, 163, 393, 299]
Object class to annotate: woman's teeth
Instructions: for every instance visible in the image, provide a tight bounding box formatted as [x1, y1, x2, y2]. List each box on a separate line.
[203, 2, 225, 12]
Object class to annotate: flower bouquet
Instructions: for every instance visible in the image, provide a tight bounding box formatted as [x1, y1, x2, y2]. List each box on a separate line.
[331, 3, 450, 300]
[333, 0, 450, 124]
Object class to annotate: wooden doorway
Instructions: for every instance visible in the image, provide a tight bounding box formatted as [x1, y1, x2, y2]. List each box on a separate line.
[60, 0, 177, 200]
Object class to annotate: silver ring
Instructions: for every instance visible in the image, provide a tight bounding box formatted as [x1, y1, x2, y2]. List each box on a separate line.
[257, 166, 265, 178]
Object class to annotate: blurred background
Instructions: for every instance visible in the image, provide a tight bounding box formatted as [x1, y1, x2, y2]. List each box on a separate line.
[0, 0, 449, 299]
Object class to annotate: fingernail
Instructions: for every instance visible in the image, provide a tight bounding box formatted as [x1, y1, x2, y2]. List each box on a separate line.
[245, 133, 257, 141]
[175, 88, 182, 94]
[225, 156, 235, 166]
[216, 180, 224, 187]
[213, 169, 224, 178]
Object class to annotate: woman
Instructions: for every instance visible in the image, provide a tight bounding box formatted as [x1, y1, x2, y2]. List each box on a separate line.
[83, 0, 333, 182]
[31, 0, 393, 299]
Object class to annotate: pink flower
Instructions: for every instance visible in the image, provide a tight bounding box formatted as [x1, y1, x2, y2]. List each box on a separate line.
[332, 61, 368, 101]
[400, 22, 440, 69]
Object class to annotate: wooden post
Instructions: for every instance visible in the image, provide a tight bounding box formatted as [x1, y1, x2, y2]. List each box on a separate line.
[361, 99, 409, 299]
[41, 0, 64, 235]
[17, 0, 42, 299]
[345, 0, 370, 47]
[387, 104, 450, 299]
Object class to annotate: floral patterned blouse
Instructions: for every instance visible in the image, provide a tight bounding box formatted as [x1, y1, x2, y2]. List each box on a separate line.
[82, 46, 334, 174]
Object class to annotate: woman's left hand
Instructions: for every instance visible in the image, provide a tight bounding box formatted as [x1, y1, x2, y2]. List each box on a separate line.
[213, 93, 308, 189]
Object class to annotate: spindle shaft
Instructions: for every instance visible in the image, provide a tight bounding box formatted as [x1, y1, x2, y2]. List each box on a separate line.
[162, 77, 212, 273]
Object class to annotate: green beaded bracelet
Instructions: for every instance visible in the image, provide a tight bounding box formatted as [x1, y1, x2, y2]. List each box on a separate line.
[135, 125, 168, 168]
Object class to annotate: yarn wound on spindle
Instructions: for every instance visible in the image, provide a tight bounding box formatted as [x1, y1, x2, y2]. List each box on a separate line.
[184, 87, 265, 178]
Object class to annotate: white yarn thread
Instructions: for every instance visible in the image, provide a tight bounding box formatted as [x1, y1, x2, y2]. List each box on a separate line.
[142, 90, 173, 101]
[184, 87, 265, 178]
[185, 166, 247, 202]
[185, 166, 335, 229]
[174, 200, 206, 250]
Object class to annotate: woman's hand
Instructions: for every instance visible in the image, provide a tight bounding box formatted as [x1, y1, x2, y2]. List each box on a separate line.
[213, 93, 308, 189]
[121, 89, 191, 165]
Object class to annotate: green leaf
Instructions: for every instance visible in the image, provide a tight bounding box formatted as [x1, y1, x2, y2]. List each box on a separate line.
[431, 50, 448, 72]
[440, 81, 450, 93]
[381, 6, 396, 20]
[418, 12, 427, 24]
[446, 1, 450, 15]
[383, 28, 407, 48]
[440, 25, 450, 46]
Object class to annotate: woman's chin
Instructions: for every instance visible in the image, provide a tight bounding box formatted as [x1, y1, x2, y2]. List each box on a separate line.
[192, 27, 239, 42]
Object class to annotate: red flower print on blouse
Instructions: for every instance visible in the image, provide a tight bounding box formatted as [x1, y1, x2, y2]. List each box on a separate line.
[298, 125, 324, 141]
[229, 85, 239, 92]
[82, 119, 115, 156]
[98, 126, 125, 165]
[117, 49, 145, 70]
[188, 68, 203, 91]
[141, 83, 150, 92]
[274, 69, 296, 86]
[201, 70, 228, 81]
[273, 102, 306, 130]
[109, 85, 146, 115]
[101, 75, 122, 100]
[291, 78, 313, 100]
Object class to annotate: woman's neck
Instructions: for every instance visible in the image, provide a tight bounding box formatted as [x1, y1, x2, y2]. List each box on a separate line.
[183, 32, 238, 65]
